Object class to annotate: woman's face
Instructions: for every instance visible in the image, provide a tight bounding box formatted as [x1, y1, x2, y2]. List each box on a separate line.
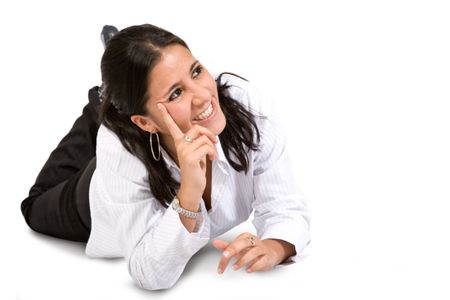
[145, 44, 226, 148]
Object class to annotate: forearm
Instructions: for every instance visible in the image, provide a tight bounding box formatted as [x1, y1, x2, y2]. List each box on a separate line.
[129, 248, 188, 290]
[128, 231, 208, 290]
[128, 206, 209, 290]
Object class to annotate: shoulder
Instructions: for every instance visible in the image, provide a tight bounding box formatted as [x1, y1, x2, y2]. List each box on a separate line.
[96, 124, 147, 179]
[97, 123, 121, 146]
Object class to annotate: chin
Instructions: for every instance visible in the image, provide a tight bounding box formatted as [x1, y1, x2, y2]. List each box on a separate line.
[209, 112, 226, 136]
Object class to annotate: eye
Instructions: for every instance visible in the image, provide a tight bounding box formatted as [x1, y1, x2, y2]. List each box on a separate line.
[169, 87, 182, 101]
[192, 65, 203, 78]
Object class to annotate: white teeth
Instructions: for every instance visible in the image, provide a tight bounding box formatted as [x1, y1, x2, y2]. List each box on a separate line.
[194, 104, 213, 121]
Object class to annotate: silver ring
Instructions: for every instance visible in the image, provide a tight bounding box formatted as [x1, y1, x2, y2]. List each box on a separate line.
[184, 135, 193, 143]
[247, 236, 256, 247]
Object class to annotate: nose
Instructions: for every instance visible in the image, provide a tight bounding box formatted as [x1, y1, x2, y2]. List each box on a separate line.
[188, 82, 210, 107]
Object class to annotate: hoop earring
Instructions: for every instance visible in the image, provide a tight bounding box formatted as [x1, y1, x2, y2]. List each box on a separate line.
[150, 132, 161, 161]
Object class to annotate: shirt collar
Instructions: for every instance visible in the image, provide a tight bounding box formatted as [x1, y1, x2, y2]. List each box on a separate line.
[214, 137, 230, 174]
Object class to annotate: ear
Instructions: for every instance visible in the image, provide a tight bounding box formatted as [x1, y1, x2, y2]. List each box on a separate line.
[130, 114, 159, 133]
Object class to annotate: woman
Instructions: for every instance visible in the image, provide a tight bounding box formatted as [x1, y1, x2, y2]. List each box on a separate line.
[21, 24, 311, 290]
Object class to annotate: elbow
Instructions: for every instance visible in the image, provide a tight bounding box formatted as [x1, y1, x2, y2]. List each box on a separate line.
[129, 267, 179, 291]
[128, 253, 182, 291]
[132, 275, 177, 291]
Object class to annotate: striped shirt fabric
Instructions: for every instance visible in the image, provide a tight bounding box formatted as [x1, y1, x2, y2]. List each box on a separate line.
[86, 74, 311, 290]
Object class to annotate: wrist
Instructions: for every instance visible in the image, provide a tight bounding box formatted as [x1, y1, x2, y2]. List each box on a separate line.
[177, 187, 202, 211]
[263, 239, 296, 264]
[172, 196, 201, 219]
[176, 190, 201, 213]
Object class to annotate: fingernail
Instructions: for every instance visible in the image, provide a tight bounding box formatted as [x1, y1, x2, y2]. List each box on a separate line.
[246, 268, 252, 273]
[232, 264, 238, 270]
[217, 268, 223, 274]
[223, 251, 231, 258]
[157, 104, 162, 110]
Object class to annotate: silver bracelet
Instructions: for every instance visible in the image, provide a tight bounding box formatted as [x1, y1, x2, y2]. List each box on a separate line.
[171, 196, 201, 219]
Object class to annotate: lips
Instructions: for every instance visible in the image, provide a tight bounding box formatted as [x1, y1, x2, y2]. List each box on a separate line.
[193, 103, 213, 121]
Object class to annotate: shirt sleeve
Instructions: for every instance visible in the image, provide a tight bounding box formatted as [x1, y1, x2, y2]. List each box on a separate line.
[128, 200, 211, 290]
[89, 126, 210, 290]
[250, 99, 311, 263]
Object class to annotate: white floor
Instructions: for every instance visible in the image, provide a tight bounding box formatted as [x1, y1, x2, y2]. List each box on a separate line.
[2, 1, 450, 299]
[12, 197, 450, 300]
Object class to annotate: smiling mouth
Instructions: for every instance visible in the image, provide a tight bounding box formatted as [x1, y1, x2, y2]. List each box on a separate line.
[193, 103, 213, 121]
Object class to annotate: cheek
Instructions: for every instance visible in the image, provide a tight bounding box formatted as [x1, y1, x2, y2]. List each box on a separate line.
[208, 80, 219, 97]
[202, 71, 218, 95]
[166, 105, 192, 132]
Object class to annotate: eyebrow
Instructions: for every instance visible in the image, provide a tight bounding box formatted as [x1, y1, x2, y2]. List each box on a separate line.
[164, 60, 199, 98]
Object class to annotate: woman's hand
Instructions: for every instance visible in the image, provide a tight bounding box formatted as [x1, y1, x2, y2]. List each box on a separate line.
[157, 103, 217, 211]
[212, 233, 296, 274]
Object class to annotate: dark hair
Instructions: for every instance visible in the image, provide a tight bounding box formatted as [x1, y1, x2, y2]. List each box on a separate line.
[99, 24, 260, 207]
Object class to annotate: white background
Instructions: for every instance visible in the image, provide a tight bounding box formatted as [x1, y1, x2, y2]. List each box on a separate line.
[1, 0, 449, 299]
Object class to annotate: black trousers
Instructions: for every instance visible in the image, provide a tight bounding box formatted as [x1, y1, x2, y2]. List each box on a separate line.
[21, 87, 102, 243]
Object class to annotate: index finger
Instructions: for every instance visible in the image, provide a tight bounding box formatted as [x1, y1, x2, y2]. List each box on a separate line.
[217, 236, 253, 274]
[157, 103, 184, 139]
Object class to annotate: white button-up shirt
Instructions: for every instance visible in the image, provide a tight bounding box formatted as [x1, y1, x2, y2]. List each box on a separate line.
[86, 74, 311, 290]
